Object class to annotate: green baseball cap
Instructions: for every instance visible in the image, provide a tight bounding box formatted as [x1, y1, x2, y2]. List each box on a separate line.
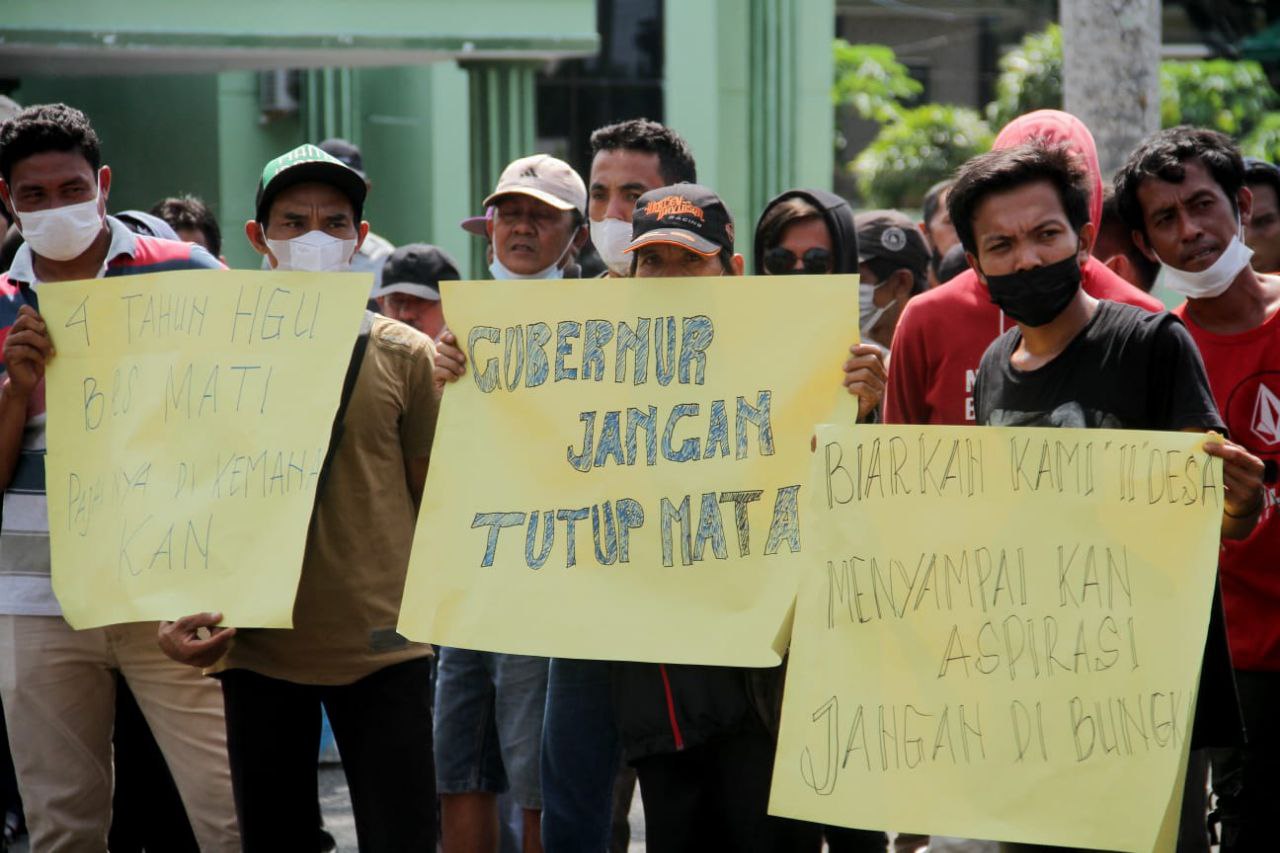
[255, 143, 367, 224]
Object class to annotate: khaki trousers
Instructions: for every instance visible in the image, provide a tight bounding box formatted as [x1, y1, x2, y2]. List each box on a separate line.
[0, 615, 239, 852]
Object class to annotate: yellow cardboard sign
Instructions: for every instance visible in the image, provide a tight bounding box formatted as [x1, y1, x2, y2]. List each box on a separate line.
[397, 275, 858, 665]
[770, 423, 1224, 852]
[41, 270, 371, 628]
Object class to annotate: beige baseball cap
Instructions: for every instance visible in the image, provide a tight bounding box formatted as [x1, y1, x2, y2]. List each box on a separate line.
[483, 154, 586, 216]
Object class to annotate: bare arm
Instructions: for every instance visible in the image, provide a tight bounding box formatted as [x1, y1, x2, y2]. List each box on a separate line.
[0, 306, 52, 492]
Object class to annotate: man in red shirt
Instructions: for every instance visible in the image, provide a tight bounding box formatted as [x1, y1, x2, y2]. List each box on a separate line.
[1116, 126, 1280, 853]
[884, 109, 1164, 426]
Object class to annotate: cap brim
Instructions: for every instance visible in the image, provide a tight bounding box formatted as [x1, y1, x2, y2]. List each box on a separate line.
[623, 228, 721, 257]
[373, 282, 441, 301]
[483, 187, 577, 212]
[258, 161, 367, 221]
[460, 216, 489, 237]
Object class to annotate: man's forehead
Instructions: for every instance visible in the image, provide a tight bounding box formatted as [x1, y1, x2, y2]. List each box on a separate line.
[8, 150, 96, 186]
[1136, 157, 1222, 206]
[1249, 180, 1280, 208]
[591, 148, 663, 187]
[270, 181, 354, 214]
[973, 180, 1067, 229]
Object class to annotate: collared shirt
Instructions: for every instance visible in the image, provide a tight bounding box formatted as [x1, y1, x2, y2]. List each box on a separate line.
[0, 216, 221, 616]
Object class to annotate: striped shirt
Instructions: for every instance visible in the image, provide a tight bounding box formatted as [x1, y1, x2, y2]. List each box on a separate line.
[0, 216, 222, 616]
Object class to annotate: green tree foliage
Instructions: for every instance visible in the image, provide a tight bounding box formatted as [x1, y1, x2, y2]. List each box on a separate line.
[986, 24, 1062, 129]
[832, 39, 923, 123]
[852, 105, 993, 208]
[1160, 60, 1278, 137]
[979, 24, 1279, 138]
[1242, 113, 1280, 163]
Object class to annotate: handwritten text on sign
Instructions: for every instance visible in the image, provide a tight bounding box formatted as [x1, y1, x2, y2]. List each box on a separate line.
[42, 270, 370, 629]
[397, 276, 857, 666]
[769, 424, 1223, 852]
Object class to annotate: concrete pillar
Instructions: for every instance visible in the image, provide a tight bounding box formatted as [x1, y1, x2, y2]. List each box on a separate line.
[1062, 0, 1161, 175]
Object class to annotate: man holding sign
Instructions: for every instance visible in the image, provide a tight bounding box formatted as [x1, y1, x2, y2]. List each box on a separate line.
[955, 142, 1263, 849]
[1115, 127, 1280, 852]
[0, 104, 238, 851]
[603, 183, 825, 850]
[159, 144, 440, 852]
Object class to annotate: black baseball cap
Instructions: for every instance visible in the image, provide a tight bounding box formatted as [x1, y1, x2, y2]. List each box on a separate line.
[319, 138, 367, 181]
[855, 209, 930, 277]
[255, 144, 367, 225]
[624, 183, 735, 258]
[373, 244, 460, 302]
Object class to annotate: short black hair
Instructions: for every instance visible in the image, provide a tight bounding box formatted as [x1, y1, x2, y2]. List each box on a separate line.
[1114, 126, 1244, 236]
[151, 195, 222, 258]
[921, 178, 953, 229]
[948, 142, 1091, 257]
[589, 119, 697, 186]
[1244, 157, 1280, 207]
[0, 103, 101, 184]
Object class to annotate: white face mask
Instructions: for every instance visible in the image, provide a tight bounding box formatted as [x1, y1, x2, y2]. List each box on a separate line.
[266, 230, 357, 273]
[1160, 229, 1254, 300]
[15, 184, 105, 262]
[859, 280, 892, 337]
[489, 232, 574, 280]
[589, 217, 634, 276]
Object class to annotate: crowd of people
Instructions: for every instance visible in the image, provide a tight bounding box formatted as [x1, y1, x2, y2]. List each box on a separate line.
[0, 96, 1275, 853]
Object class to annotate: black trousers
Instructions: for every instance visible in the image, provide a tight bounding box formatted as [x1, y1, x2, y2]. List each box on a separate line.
[1211, 669, 1280, 852]
[221, 656, 437, 853]
[633, 729, 822, 853]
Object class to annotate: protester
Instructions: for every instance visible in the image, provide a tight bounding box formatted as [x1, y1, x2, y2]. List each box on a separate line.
[158, 142, 439, 852]
[883, 109, 1164, 426]
[373, 243, 458, 340]
[606, 182, 822, 851]
[919, 178, 958, 287]
[151, 194, 223, 260]
[935, 242, 968, 285]
[585, 117, 696, 277]
[0, 102, 238, 851]
[485, 153, 587, 281]
[318, 138, 395, 284]
[752, 189, 887, 421]
[541, 119, 693, 853]
[1116, 126, 1280, 853]
[753, 187, 888, 851]
[954, 139, 1263, 852]
[1092, 184, 1159, 292]
[433, 153, 587, 853]
[1243, 157, 1280, 275]
[852, 210, 929, 355]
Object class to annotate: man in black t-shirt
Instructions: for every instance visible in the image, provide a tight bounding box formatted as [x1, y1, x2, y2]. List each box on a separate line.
[948, 141, 1266, 852]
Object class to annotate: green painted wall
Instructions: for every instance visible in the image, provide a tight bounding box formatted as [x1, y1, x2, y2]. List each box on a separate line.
[11, 64, 476, 273]
[663, 0, 835, 266]
[215, 73, 305, 268]
[3, 0, 597, 44]
[11, 73, 233, 238]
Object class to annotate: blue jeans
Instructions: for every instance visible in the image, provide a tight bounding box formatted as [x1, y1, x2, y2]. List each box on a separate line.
[434, 648, 548, 809]
[540, 658, 620, 852]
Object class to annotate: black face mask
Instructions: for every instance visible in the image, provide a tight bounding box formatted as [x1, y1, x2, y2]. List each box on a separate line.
[982, 251, 1083, 328]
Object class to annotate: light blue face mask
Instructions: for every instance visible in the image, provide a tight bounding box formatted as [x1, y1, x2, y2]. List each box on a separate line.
[489, 232, 574, 280]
